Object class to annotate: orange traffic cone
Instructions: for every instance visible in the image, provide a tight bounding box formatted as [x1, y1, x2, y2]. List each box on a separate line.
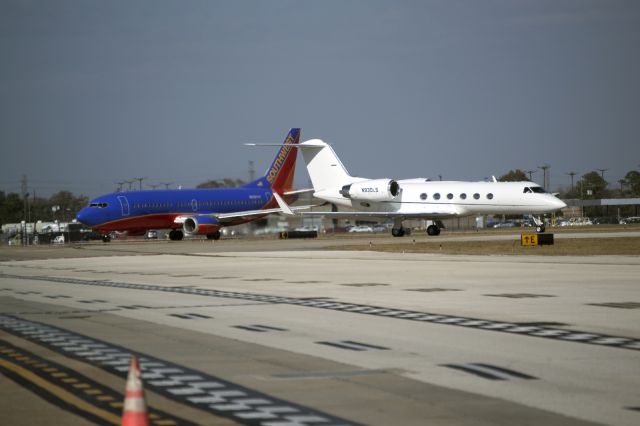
[121, 355, 149, 426]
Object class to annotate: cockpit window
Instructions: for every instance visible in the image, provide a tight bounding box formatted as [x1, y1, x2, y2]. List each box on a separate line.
[524, 187, 545, 194]
[89, 202, 108, 208]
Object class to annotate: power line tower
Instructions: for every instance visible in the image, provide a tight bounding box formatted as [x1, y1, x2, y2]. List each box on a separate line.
[526, 170, 537, 181]
[160, 182, 174, 189]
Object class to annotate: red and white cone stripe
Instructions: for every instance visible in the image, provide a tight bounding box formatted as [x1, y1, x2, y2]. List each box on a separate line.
[121, 355, 149, 426]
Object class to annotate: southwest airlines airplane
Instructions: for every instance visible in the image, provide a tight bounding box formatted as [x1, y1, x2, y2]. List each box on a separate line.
[274, 139, 567, 237]
[77, 128, 303, 242]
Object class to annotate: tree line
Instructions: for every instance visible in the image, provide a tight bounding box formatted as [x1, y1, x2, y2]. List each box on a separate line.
[498, 169, 640, 199]
[0, 191, 88, 225]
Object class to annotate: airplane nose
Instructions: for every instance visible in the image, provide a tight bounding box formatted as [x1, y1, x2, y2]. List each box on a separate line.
[76, 208, 90, 226]
[554, 197, 567, 210]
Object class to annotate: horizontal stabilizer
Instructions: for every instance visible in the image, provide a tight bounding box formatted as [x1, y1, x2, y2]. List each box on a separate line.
[245, 141, 328, 148]
[273, 192, 294, 216]
[283, 188, 314, 196]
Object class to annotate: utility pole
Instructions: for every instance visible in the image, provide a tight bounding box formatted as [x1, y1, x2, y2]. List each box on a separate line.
[148, 183, 159, 190]
[597, 168, 608, 180]
[21, 174, 28, 245]
[21, 174, 27, 221]
[538, 164, 550, 192]
[115, 181, 126, 192]
[160, 182, 173, 189]
[565, 172, 577, 192]
[248, 161, 255, 182]
[124, 180, 134, 191]
[526, 170, 537, 181]
[133, 177, 146, 191]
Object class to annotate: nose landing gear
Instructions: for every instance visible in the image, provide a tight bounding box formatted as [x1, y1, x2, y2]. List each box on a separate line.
[532, 216, 546, 233]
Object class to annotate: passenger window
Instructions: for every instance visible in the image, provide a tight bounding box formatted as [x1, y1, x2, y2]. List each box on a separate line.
[473, 193, 480, 199]
[434, 193, 441, 200]
[420, 193, 427, 200]
[487, 193, 494, 200]
[460, 193, 467, 200]
[447, 193, 453, 200]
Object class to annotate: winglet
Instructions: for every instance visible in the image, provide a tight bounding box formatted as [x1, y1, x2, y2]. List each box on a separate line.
[273, 192, 295, 216]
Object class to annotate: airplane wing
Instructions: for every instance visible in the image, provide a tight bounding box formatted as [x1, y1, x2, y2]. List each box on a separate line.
[213, 203, 322, 223]
[297, 211, 460, 220]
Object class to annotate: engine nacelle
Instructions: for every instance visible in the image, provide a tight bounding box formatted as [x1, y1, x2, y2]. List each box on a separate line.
[340, 179, 400, 202]
[183, 215, 220, 235]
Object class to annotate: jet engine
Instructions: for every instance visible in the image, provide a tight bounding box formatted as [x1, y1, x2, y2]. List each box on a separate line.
[339, 179, 400, 202]
[183, 215, 220, 235]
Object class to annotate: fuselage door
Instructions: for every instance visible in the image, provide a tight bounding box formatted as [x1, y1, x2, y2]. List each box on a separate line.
[117, 196, 130, 217]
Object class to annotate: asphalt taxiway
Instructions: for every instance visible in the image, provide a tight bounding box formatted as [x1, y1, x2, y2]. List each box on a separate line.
[0, 237, 638, 425]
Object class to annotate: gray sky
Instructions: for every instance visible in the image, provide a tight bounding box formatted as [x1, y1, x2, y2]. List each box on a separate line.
[1, 0, 639, 198]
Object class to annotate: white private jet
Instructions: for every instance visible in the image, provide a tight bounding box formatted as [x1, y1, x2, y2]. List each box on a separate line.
[250, 139, 567, 237]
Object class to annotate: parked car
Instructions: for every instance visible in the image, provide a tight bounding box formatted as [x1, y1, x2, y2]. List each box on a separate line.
[492, 221, 516, 228]
[592, 217, 621, 225]
[81, 231, 102, 241]
[348, 225, 373, 233]
[372, 224, 388, 233]
[145, 230, 158, 239]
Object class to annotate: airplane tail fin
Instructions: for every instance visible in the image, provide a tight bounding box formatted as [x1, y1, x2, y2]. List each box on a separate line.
[244, 128, 300, 193]
[299, 139, 353, 193]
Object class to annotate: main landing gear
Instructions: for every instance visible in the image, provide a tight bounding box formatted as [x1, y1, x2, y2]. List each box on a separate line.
[426, 224, 441, 236]
[391, 218, 406, 237]
[169, 230, 184, 241]
[392, 222, 441, 237]
[101, 234, 111, 243]
[391, 227, 406, 237]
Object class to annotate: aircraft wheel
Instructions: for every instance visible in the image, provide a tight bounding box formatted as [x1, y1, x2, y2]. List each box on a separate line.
[169, 230, 184, 241]
[536, 225, 545, 233]
[391, 228, 405, 237]
[427, 225, 440, 236]
[206, 231, 221, 241]
[101, 234, 111, 243]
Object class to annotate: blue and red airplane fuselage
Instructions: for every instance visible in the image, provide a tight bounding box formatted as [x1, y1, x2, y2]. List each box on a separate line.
[76, 128, 300, 241]
[77, 187, 279, 234]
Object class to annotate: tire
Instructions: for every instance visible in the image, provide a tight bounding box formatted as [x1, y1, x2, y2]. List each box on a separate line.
[391, 228, 405, 237]
[427, 225, 440, 236]
[169, 230, 184, 241]
[206, 231, 221, 241]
